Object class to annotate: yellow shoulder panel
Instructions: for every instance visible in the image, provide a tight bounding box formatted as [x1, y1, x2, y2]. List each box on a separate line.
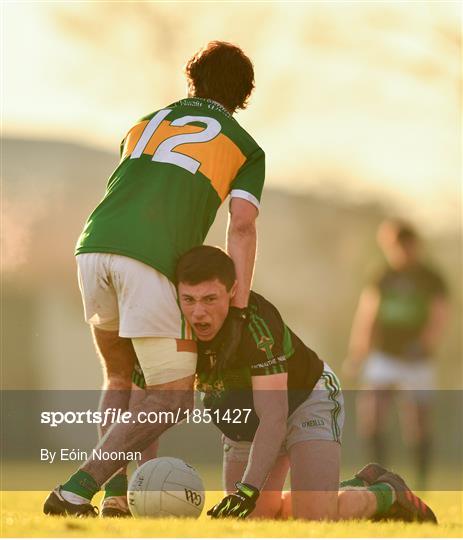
[121, 120, 246, 202]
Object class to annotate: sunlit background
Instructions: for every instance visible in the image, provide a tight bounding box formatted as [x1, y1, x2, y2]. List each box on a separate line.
[4, 2, 461, 228]
[1, 1, 462, 491]
[2, 2, 461, 386]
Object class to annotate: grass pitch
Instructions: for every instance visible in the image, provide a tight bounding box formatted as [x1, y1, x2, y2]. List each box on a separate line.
[1, 490, 462, 538]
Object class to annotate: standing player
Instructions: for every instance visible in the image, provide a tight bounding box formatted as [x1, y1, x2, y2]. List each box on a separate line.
[343, 219, 449, 489]
[174, 245, 436, 522]
[43, 41, 265, 517]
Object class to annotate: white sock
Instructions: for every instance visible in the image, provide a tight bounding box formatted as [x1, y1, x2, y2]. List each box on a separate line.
[60, 489, 91, 505]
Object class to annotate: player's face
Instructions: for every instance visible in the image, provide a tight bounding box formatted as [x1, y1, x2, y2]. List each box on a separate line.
[382, 239, 419, 269]
[178, 279, 235, 341]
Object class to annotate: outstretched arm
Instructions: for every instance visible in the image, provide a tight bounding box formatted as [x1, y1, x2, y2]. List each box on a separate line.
[242, 372, 288, 488]
[207, 372, 288, 518]
[227, 197, 258, 308]
[343, 285, 380, 381]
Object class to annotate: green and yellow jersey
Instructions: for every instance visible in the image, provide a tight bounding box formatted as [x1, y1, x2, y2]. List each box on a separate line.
[75, 98, 265, 281]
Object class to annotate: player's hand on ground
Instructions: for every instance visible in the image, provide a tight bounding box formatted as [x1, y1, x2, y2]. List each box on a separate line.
[215, 307, 248, 372]
[207, 482, 259, 519]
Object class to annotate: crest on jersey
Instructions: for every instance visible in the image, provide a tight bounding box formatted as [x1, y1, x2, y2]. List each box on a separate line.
[257, 334, 274, 358]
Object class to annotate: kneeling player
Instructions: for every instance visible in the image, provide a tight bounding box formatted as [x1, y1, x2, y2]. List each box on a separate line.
[175, 245, 437, 522]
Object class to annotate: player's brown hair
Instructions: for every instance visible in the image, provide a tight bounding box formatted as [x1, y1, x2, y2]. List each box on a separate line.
[378, 218, 419, 248]
[176, 245, 236, 291]
[185, 41, 255, 113]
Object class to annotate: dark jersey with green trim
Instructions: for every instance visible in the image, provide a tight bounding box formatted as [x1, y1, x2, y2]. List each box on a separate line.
[75, 98, 265, 281]
[196, 291, 324, 442]
[372, 263, 447, 359]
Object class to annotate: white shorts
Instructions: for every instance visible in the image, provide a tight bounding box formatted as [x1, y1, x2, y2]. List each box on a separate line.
[76, 253, 191, 339]
[222, 363, 345, 462]
[362, 351, 435, 391]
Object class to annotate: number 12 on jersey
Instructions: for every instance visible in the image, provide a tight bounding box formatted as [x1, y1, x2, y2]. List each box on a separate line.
[130, 109, 222, 174]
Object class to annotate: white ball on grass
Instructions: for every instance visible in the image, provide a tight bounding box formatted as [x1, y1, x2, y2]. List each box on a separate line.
[128, 457, 205, 518]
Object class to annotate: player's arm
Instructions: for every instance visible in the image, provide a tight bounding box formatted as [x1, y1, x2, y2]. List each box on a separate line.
[419, 294, 449, 354]
[208, 372, 288, 519]
[343, 285, 380, 381]
[242, 372, 288, 487]
[216, 145, 264, 372]
[226, 197, 258, 308]
[214, 198, 258, 373]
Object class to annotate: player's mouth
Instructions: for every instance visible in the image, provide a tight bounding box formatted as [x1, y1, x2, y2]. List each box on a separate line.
[194, 322, 213, 338]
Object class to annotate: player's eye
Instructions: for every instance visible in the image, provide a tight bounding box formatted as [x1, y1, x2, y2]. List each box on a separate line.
[204, 296, 217, 304]
[182, 297, 194, 304]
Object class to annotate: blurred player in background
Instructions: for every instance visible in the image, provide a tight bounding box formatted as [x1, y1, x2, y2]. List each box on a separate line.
[343, 219, 449, 489]
[44, 41, 265, 517]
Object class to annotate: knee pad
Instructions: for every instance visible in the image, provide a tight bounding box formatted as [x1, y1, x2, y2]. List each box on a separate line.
[131, 337, 196, 386]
